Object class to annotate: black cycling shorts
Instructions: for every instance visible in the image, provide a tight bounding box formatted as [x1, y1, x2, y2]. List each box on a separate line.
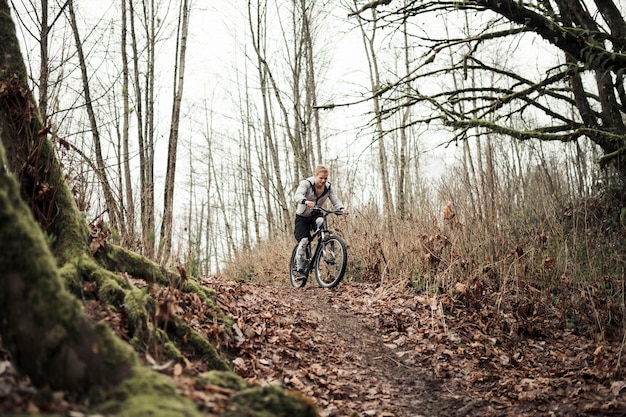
[294, 214, 322, 241]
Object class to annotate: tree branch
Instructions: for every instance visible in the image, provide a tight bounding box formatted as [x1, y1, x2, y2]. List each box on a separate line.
[348, 0, 393, 17]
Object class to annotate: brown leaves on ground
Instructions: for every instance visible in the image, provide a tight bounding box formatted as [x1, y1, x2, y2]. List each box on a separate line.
[2, 278, 626, 416]
[199, 279, 626, 416]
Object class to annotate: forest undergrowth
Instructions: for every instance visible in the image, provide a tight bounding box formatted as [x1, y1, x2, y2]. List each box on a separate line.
[226, 185, 626, 345]
[212, 184, 626, 415]
[3, 173, 626, 416]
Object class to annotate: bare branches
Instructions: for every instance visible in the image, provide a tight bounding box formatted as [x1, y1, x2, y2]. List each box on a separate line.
[348, 0, 392, 17]
[349, 0, 626, 175]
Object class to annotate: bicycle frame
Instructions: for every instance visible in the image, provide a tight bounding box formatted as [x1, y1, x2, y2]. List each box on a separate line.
[303, 209, 335, 271]
[290, 206, 347, 289]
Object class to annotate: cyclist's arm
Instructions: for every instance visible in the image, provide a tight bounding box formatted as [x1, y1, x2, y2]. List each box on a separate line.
[294, 179, 317, 210]
[328, 187, 348, 214]
[294, 179, 310, 204]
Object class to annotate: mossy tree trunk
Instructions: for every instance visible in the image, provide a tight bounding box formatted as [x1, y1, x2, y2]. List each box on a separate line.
[0, 146, 135, 393]
[0, 4, 323, 416]
[0, 0, 89, 267]
[0, 0, 133, 392]
[0, 2, 220, 414]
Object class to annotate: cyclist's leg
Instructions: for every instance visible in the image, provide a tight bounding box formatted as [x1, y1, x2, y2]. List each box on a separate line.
[314, 214, 324, 231]
[295, 238, 308, 271]
[294, 215, 315, 273]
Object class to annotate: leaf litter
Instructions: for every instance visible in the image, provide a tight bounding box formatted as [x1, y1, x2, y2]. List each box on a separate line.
[2, 277, 626, 416]
[203, 279, 626, 416]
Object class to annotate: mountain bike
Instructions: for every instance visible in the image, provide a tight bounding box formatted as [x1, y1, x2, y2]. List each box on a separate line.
[289, 207, 348, 289]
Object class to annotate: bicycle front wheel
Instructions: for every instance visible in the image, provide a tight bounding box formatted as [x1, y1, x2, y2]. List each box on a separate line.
[314, 235, 347, 289]
[289, 244, 307, 288]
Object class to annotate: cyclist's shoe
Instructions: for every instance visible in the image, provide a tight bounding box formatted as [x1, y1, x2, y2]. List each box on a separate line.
[296, 269, 307, 281]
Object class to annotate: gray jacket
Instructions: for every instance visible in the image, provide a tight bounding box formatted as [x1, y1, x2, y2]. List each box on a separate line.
[294, 176, 345, 216]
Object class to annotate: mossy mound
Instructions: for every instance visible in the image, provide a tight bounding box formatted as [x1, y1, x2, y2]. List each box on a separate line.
[196, 370, 247, 391]
[223, 385, 319, 417]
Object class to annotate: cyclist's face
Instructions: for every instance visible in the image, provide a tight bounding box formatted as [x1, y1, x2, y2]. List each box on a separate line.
[315, 173, 328, 187]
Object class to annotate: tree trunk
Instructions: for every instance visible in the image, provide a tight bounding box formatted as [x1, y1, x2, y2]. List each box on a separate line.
[121, 0, 137, 247]
[130, 0, 156, 258]
[247, 0, 291, 232]
[38, 0, 49, 120]
[0, 0, 128, 395]
[67, 0, 123, 236]
[0, 160, 135, 393]
[355, 4, 394, 219]
[398, 9, 411, 220]
[159, 0, 190, 264]
[0, 3, 216, 414]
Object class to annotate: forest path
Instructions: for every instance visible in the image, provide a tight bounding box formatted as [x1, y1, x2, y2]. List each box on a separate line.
[2, 276, 626, 416]
[205, 278, 626, 417]
[207, 279, 475, 417]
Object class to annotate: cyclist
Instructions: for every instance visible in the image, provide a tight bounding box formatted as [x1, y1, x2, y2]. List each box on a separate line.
[293, 165, 349, 279]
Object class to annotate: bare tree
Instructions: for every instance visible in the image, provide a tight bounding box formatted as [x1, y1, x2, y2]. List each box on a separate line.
[121, 0, 136, 246]
[247, 0, 291, 233]
[353, 1, 394, 217]
[354, 0, 626, 185]
[38, 0, 49, 119]
[130, 0, 157, 258]
[396, 4, 411, 220]
[159, 0, 191, 264]
[66, 0, 123, 234]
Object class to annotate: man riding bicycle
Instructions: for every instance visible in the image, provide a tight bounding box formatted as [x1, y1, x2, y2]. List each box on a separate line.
[293, 165, 349, 280]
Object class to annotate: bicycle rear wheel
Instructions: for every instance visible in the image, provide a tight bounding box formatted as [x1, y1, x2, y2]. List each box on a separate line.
[289, 244, 307, 288]
[314, 235, 347, 289]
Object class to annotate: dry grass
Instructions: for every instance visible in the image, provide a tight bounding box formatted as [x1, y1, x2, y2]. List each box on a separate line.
[222, 176, 626, 341]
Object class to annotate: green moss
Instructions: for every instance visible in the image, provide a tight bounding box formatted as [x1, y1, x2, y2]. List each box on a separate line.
[171, 316, 230, 371]
[0, 173, 82, 337]
[94, 322, 137, 368]
[124, 287, 153, 321]
[83, 323, 138, 402]
[223, 385, 319, 417]
[123, 287, 155, 340]
[94, 365, 202, 417]
[162, 340, 182, 360]
[90, 261, 128, 287]
[95, 243, 170, 285]
[96, 276, 126, 305]
[58, 261, 82, 294]
[179, 279, 217, 307]
[0, 173, 84, 347]
[196, 370, 246, 391]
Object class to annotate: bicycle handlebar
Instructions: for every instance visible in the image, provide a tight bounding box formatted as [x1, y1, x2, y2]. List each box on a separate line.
[312, 206, 346, 216]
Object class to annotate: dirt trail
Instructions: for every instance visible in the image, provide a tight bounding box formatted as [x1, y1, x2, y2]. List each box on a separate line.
[209, 280, 460, 416]
[286, 287, 429, 416]
[2, 275, 626, 416]
[207, 278, 626, 417]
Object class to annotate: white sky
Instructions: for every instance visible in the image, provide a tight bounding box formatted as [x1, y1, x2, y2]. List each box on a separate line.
[7, 0, 596, 271]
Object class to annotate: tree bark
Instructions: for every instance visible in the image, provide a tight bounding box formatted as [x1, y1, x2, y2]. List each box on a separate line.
[121, 0, 137, 247]
[130, 0, 156, 258]
[355, 2, 394, 219]
[67, 0, 123, 235]
[0, 148, 135, 394]
[0, 3, 218, 413]
[159, 0, 190, 264]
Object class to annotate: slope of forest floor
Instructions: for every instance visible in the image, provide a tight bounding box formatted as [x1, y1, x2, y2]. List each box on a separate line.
[2, 278, 626, 416]
[204, 279, 626, 416]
